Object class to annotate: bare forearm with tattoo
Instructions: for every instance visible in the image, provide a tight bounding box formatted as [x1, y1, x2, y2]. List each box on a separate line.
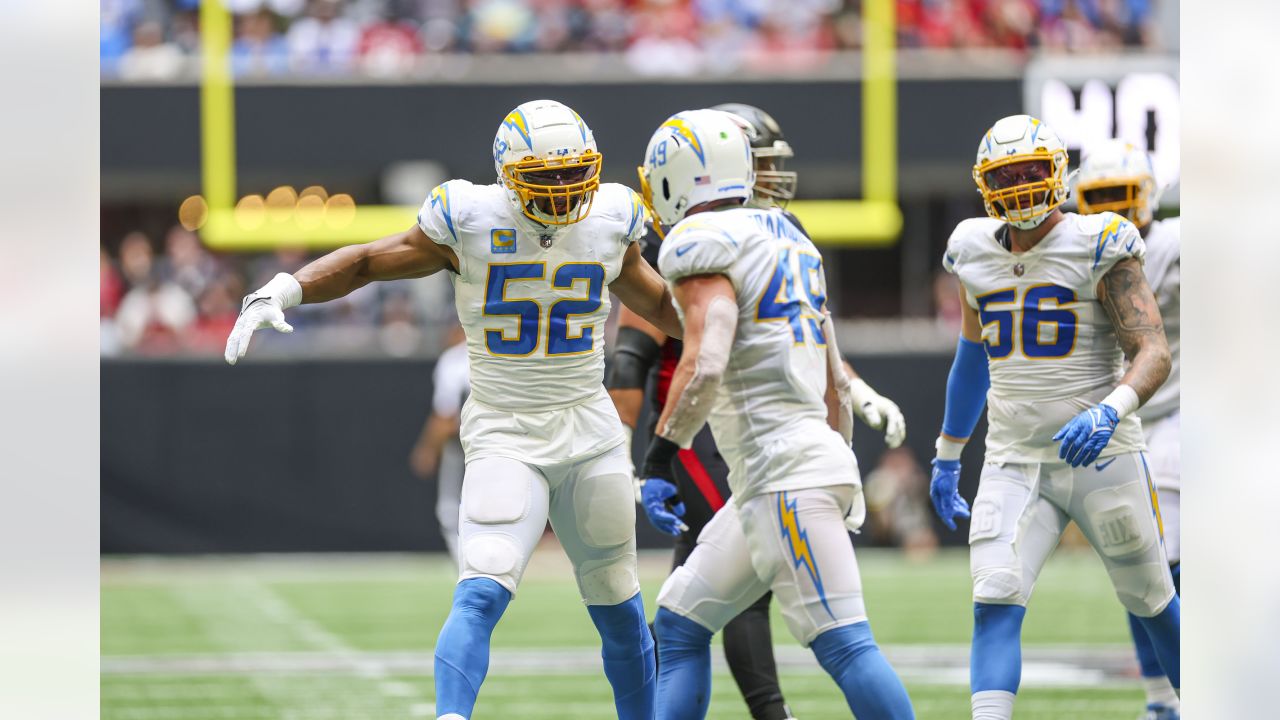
[1098, 258, 1171, 404]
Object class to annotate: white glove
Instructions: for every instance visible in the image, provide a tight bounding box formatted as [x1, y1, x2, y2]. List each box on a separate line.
[844, 484, 868, 533]
[623, 429, 644, 504]
[848, 378, 906, 449]
[224, 273, 302, 365]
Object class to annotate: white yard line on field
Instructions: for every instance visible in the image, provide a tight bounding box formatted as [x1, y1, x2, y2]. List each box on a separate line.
[103, 644, 1139, 689]
[162, 577, 437, 718]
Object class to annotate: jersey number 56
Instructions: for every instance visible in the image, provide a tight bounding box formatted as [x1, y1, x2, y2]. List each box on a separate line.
[976, 284, 1077, 359]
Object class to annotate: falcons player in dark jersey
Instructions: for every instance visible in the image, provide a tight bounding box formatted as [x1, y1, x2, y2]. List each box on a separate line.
[606, 103, 906, 720]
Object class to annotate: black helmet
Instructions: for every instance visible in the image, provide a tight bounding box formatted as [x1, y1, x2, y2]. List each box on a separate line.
[711, 103, 798, 206]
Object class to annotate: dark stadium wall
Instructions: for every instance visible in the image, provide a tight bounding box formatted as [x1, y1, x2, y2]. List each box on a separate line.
[100, 80, 1020, 202]
[101, 358, 986, 554]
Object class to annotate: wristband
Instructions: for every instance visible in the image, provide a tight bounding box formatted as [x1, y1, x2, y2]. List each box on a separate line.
[640, 435, 680, 481]
[1100, 384, 1140, 419]
[259, 272, 303, 309]
[847, 377, 877, 406]
[936, 436, 966, 461]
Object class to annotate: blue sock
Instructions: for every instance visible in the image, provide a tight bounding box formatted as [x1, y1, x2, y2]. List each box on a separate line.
[654, 607, 714, 720]
[587, 593, 656, 720]
[1127, 611, 1165, 678]
[1129, 562, 1181, 680]
[433, 578, 511, 718]
[971, 603, 1026, 694]
[811, 621, 915, 719]
[1135, 595, 1180, 688]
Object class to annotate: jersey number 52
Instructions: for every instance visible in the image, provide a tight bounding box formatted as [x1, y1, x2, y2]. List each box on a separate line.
[483, 262, 603, 357]
[976, 284, 1077, 359]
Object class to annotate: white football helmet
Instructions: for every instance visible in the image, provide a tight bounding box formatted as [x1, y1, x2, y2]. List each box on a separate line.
[973, 114, 1070, 230]
[493, 99, 601, 226]
[1075, 138, 1159, 228]
[637, 109, 754, 230]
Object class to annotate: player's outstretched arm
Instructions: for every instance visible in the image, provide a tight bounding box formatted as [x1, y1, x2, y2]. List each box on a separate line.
[637, 274, 736, 536]
[610, 243, 684, 340]
[1052, 257, 1171, 467]
[294, 225, 459, 303]
[224, 225, 458, 364]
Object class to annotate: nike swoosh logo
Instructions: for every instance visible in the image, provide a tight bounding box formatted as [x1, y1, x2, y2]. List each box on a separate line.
[1094, 457, 1117, 471]
[675, 242, 698, 257]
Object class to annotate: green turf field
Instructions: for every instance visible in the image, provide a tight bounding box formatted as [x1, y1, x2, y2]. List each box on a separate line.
[102, 547, 1145, 719]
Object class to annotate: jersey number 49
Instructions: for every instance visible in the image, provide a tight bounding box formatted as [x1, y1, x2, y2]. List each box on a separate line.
[756, 248, 827, 347]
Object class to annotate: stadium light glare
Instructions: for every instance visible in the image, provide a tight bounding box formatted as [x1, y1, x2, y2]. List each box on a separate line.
[196, 0, 900, 250]
[178, 195, 209, 231]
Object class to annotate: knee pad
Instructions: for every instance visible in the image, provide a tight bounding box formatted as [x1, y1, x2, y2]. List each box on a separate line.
[573, 472, 636, 549]
[460, 533, 525, 593]
[656, 563, 746, 637]
[1109, 562, 1176, 617]
[972, 566, 1024, 605]
[1083, 483, 1156, 560]
[970, 539, 1024, 605]
[578, 553, 641, 606]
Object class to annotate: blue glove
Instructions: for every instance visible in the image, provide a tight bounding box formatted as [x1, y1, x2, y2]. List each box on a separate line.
[929, 458, 971, 531]
[641, 478, 687, 536]
[1052, 403, 1119, 467]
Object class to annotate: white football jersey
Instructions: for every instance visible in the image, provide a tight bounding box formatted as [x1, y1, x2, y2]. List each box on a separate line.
[1136, 217, 1179, 423]
[658, 207, 858, 503]
[943, 211, 1148, 463]
[417, 180, 646, 464]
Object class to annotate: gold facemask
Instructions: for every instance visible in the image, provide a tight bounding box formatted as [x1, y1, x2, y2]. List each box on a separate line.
[502, 151, 603, 226]
[1076, 175, 1153, 225]
[972, 149, 1068, 225]
[635, 165, 665, 239]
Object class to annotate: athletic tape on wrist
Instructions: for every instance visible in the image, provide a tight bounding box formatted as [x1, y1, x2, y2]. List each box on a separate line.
[1101, 384, 1140, 419]
[261, 272, 303, 309]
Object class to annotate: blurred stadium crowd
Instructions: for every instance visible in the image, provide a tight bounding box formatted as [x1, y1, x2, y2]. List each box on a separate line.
[100, 226, 459, 357]
[99, 224, 965, 357]
[101, 0, 1166, 80]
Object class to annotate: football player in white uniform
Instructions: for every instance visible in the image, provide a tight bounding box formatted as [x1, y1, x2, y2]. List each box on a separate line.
[607, 102, 905, 720]
[223, 99, 682, 720]
[635, 109, 914, 720]
[928, 115, 1179, 720]
[409, 324, 470, 569]
[1077, 138, 1181, 720]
